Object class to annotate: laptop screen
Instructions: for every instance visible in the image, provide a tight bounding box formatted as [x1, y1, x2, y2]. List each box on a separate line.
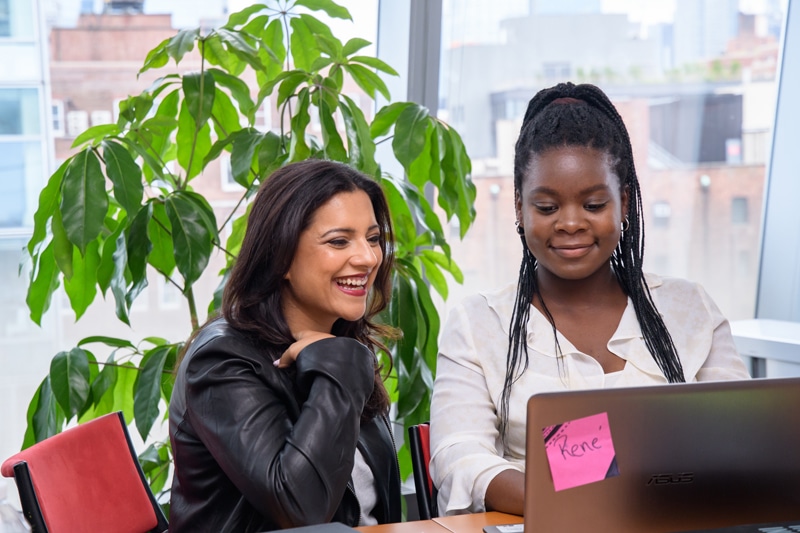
[523, 377, 800, 533]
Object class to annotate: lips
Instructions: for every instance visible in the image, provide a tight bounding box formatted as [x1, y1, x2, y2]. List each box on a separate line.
[551, 243, 594, 258]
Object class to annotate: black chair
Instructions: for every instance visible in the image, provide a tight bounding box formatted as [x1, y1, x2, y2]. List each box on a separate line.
[408, 422, 438, 519]
[1, 411, 169, 533]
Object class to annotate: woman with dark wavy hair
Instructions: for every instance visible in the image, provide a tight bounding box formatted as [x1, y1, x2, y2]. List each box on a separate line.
[430, 82, 749, 516]
[169, 159, 401, 532]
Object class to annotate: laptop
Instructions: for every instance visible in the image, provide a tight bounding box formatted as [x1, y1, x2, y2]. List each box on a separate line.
[519, 377, 800, 533]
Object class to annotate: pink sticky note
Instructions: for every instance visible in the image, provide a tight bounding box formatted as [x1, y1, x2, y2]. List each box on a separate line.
[542, 412, 619, 491]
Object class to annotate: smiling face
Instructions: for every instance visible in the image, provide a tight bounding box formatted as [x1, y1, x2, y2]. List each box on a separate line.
[282, 190, 383, 334]
[515, 145, 628, 283]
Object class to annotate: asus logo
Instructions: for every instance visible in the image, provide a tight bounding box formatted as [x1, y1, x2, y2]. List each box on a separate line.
[646, 473, 695, 486]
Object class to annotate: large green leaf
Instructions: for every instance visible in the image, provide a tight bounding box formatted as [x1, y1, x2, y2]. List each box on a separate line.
[288, 88, 311, 162]
[392, 104, 430, 171]
[350, 55, 398, 76]
[216, 28, 267, 70]
[176, 100, 213, 181]
[71, 124, 121, 149]
[438, 123, 477, 236]
[318, 99, 347, 162]
[289, 16, 319, 71]
[340, 94, 377, 175]
[91, 354, 119, 417]
[50, 347, 91, 418]
[165, 191, 214, 288]
[102, 140, 144, 216]
[127, 204, 154, 296]
[230, 129, 265, 187]
[51, 209, 74, 280]
[26, 241, 61, 326]
[110, 229, 132, 325]
[342, 37, 371, 56]
[61, 148, 109, 254]
[28, 159, 68, 256]
[112, 362, 138, 423]
[370, 102, 412, 139]
[97, 220, 124, 295]
[139, 37, 170, 74]
[344, 63, 390, 101]
[63, 238, 100, 320]
[134, 345, 171, 440]
[147, 202, 176, 276]
[294, 0, 352, 20]
[26, 377, 63, 446]
[209, 67, 255, 122]
[182, 71, 215, 129]
[166, 28, 199, 63]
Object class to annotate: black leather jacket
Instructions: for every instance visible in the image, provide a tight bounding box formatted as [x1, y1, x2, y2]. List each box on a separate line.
[168, 318, 402, 532]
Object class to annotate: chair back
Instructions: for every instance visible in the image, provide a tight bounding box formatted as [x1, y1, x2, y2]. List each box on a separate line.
[1, 411, 168, 533]
[408, 422, 438, 519]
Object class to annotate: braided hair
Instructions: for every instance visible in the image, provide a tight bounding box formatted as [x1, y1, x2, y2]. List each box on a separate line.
[499, 82, 685, 439]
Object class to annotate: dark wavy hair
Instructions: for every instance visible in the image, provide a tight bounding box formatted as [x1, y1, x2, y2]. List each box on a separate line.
[500, 82, 685, 438]
[222, 159, 395, 420]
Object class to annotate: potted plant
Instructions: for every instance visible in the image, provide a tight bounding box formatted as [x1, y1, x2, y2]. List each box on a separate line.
[21, 0, 475, 502]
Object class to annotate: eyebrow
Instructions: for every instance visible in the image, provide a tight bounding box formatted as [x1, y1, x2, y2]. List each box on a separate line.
[530, 184, 612, 196]
[319, 224, 381, 238]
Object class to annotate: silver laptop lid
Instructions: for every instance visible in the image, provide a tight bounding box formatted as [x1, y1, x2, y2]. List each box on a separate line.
[524, 377, 800, 533]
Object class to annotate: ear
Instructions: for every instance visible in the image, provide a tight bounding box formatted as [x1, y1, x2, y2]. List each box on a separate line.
[621, 185, 630, 221]
[514, 189, 522, 225]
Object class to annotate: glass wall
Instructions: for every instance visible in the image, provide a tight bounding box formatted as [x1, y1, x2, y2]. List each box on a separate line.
[437, 0, 786, 322]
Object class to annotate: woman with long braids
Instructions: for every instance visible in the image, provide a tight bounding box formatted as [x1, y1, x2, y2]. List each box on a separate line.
[429, 82, 749, 516]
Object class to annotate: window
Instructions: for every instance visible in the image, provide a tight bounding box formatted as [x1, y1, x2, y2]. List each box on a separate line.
[0, 0, 34, 39]
[90, 109, 113, 126]
[652, 201, 671, 228]
[438, 0, 785, 321]
[0, 88, 39, 135]
[66, 110, 89, 137]
[731, 196, 748, 224]
[51, 100, 65, 136]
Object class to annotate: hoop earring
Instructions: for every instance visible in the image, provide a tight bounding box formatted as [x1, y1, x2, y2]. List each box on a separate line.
[621, 216, 630, 233]
[515, 221, 525, 236]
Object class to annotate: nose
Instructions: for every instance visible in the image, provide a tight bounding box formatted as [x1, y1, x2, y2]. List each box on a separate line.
[351, 238, 380, 268]
[554, 205, 588, 233]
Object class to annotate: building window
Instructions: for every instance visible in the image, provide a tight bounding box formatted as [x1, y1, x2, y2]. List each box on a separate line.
[66, 110, 89, 137]
[731, 196, 748, 224]
[652, 201, 671, 228]
[90, 109, 113, 126]
[0, 88, 40, 135]
[52, 100, 65, 137]
[543, 62, 571, 82]
[158, 277, 182, 310]
[220, 156, 242, 192]
[0, 0, 34, 39]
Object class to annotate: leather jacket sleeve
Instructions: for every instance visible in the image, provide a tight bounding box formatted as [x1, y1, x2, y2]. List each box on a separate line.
[180, 334, 375, 529]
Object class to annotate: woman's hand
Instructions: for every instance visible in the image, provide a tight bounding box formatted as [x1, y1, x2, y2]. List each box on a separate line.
[273, 331, 335, 368]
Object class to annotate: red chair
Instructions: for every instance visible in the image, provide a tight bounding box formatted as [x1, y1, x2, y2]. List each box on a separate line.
[408, 423, 438, 519]
[1, 411, 168, 533]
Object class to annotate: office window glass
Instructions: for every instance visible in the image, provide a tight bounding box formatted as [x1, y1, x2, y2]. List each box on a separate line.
[0, 88, 40, 135]
[439, 0, 785, 320]
[0, 141, 41, 228]
[0, 0, 34, 39]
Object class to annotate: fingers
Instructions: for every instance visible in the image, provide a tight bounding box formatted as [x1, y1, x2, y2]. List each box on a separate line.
[274, 332, 335, 369]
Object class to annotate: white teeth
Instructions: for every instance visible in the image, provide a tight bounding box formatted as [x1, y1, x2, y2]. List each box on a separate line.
[337, 277, 367, 287]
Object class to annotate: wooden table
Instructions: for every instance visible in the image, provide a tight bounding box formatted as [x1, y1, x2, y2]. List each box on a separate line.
[355, 512, 523, 533]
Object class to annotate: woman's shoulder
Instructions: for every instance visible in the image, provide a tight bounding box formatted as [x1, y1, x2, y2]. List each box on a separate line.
[644, 272, 705, 294]
[182, 317, 275, 367]
[450, 282, 518, 320]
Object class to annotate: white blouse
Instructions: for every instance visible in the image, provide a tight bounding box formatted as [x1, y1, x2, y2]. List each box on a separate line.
[429, 273, 750, 515]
